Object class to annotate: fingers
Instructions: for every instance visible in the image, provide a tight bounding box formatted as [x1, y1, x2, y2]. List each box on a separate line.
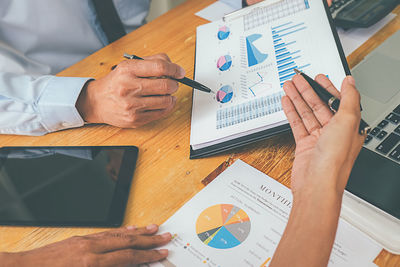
[281, 95, 309, 143]
[338, 76, 361, 116]
[138, 78, 179, 96]
[117, 58, 185, 79]
[139, 95, 177, 111]
[89, 226, 171, 252]
[110, 76, 179, 97]
[101, 233, 171, 250]
[143, 53, 172, 62]
[246, 0, 263, 4]
[90, 224, 159, 239]
[314, 74, 340, 99]
[283, 81, 322, 134]
[291, 74, 333, 126]
[100, 249, 168, 267]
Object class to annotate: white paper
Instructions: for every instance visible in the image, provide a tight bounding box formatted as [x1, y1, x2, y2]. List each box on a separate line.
[337, 13, 396, 56]
[142, 160, 382, 267]
[191, 0, 347, 149]
[329, 219, 381, 267]
[195, 1, 237, 22]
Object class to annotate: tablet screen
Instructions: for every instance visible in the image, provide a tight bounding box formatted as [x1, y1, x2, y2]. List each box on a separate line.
[0, 146, 138, 227]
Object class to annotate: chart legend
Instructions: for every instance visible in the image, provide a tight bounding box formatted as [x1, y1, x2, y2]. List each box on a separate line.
[196, 204, 251, 249]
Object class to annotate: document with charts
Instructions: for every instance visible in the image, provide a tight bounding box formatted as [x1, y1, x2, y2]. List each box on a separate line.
[142, 160, 382, 267]
[190, 0, 348, 158]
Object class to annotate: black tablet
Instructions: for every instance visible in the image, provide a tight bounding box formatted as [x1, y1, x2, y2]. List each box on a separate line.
[0, 146, 138, 227]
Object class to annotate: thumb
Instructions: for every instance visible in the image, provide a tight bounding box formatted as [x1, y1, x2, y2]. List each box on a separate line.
[338, 76, 361, 115]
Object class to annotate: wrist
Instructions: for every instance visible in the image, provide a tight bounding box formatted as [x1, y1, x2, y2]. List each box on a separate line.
[292, 186, 343, 217]
[76, 79, 99, 124]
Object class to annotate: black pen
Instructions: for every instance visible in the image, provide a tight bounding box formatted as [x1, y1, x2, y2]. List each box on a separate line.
[293, 69, 371, 135]
[123, 53, 215, 94]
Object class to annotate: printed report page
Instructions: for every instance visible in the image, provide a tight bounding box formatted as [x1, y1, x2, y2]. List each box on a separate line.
[190, 0, 347, 148]
[143, 160, 381, 267]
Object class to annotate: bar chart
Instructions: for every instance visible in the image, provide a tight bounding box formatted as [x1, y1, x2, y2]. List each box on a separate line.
[216, 91, 284, 129]
[272, 21, 311, 87]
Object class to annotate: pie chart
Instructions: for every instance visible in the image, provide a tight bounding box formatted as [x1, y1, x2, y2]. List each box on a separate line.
[216, 85, 233, 104]
[217, 26, 230, 40]
[217, 55, 232, 71]
[196, 204, 251, 249]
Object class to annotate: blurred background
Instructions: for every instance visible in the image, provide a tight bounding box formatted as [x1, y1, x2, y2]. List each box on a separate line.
[147, 0, 188, 21]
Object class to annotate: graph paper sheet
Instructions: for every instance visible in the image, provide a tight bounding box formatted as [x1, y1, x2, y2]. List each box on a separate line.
[190, 0, 347, 151]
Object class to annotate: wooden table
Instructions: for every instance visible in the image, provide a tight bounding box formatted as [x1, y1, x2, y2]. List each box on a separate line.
[0, 0, 399, 265]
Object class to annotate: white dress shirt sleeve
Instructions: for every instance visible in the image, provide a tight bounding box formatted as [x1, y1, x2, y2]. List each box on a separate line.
[0, 72, 90, 136]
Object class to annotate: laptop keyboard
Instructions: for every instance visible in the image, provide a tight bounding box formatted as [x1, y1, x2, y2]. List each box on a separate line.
[364, 104, 400, 163]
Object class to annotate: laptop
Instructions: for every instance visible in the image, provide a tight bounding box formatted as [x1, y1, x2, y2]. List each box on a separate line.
[342, 30, 400, 254]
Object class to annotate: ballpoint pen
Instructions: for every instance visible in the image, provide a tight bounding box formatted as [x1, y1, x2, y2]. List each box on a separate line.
[294, 69, 371, 135]
[123, 53, 216, 94]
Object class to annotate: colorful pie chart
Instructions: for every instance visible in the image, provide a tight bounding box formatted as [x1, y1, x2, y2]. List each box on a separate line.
[216, 85, 233, 104]
[217, 55, 232, 71]
[217, 26, 230, 40]
[196, 204, 251, 249]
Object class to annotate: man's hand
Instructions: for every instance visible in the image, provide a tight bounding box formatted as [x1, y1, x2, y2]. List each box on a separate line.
[76, 53, 185, 128]
[281, 74, 365, 198]
[0, 224, 171, 267]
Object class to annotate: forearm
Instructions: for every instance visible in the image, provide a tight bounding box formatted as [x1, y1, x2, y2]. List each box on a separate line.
[0, 252, 21, 267]
[0, 72, 88, 135]
[270, 189, 342, 267]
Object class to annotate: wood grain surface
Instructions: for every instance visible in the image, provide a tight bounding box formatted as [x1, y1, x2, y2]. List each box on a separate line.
[0, 1, 399, 266]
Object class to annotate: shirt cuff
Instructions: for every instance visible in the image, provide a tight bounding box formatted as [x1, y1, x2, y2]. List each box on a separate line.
[37, 76, 91, 133]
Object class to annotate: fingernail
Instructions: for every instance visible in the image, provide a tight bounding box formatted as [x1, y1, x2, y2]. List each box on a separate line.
[158, 249, 169, 256]
[161, 232, 172, 239]
[172, 96, 177, 104]
[179, 67, 186, 78]
[347, 76, 355, 86]
[146, 224, 158, 231]
[126, 225, 136, 230]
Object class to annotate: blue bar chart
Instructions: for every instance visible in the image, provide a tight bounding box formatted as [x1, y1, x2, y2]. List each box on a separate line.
[272, 21, 311, 87]
[216, 91, 284, 129]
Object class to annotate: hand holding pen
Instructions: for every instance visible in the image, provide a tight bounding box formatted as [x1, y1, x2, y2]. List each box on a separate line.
[123, 53, 215, 94]
[280, 73, 366, 188]
[275, 69, 365, 267]
[294, 69, 371, 135]
[76, 53, 186, 128]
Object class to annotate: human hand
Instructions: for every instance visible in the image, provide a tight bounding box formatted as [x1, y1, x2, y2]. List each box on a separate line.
[0, 224, 171, 267]
[281, 75, 365, 199]
[76, 53, 185, 128]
